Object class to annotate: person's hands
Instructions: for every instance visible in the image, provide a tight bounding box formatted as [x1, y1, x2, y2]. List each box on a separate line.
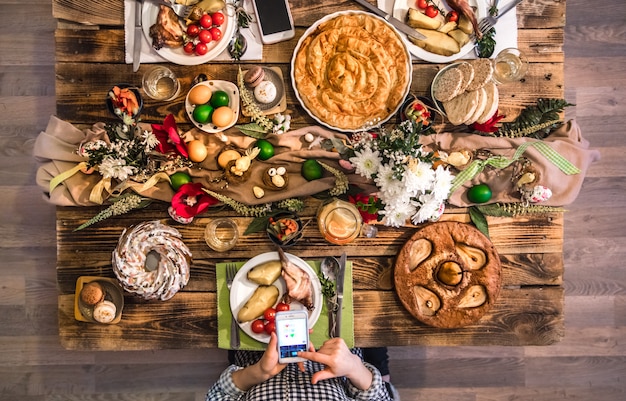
[231, 332, 287, 391]
[257, 331, 288, 378]
[298, 338, 373, 390]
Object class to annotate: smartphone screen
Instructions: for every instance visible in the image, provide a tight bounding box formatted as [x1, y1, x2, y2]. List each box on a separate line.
[253, 0, 295, 44]
[275, 311, 308, 363]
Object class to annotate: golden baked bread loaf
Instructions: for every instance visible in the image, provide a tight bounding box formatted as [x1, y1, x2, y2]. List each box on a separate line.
[394, 221, 502, 328]
[293, 12, 411, 130]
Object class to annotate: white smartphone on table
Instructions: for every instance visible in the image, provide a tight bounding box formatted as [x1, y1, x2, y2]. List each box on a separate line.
[252, 0, 296, 44]
[275, 310, 309, 363]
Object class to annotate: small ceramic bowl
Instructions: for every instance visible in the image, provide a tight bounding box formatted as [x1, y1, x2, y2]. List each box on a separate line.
[266, 212, 303, 247]
[106, 84, 143, 121]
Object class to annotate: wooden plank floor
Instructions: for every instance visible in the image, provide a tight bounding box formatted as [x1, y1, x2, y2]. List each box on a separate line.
[1, 0, 624, 399]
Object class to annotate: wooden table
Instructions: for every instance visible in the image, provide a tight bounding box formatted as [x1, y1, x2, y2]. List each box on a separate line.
[53, 0, 566, 350]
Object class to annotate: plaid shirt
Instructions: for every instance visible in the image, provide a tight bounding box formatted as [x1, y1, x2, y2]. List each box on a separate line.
[206, 348, 392, 401]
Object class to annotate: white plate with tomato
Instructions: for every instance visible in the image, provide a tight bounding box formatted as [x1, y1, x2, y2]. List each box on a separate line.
[393, 0, 486, 63]
[142, 3, 235, 65]
[229, 252, 322, 343]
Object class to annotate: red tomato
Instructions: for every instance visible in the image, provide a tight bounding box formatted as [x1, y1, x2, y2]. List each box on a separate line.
[416, 0, 428, 9]
[425, 5, 439, 18]
[276, 302, 290, 312]
[264, 320, 276, 335]
[200, 14, 213, 29]
[183, 42, 195, 54]
[198, 29, 212, 44]
[209, 27, 222, 41]
[195, 42, 208, 56]
[264, 307, 277, 322]
[251, 319, 265, 334]
[211, 12, 225, 26]
[186, 24, 200, 37]
[447, 11, 459, 22]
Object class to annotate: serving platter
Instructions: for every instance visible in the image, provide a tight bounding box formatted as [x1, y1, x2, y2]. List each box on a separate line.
[142, 2, 235, 66]
[229, 252, 322, 343]
[392, 0, 486, 63]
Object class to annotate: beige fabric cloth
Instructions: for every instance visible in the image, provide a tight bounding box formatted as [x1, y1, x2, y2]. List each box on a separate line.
[34, 116, 598, 208]
[418, 120, 601, 206]
[33, 116, 375, 206]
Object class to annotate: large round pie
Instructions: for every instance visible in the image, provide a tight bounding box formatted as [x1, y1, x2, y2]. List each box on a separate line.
[394, 221, 502, 328]
[291, 11, 412, 132]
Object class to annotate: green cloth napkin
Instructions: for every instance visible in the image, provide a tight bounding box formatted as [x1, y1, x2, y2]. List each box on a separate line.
[216, 260, 354, 351]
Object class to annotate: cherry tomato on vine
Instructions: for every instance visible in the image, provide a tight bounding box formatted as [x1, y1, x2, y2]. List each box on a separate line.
[276, 302, 290, 312]
[251, 319, 265, 334]
[425, 5, 439, 18]
[195, 42, 208, 56]
[183, 42, 195, 54]
[186, 24, 200, 37]
[209, 27, 222, 41]
[200, 14, 213, 28]
[198, 29, 213, 44]
[416, 0, 428, 9]
[264, 320, 276, 335]
[447, 11, 459, 22]
[211, 12, 225, 26]
[264, 307, 277, 322]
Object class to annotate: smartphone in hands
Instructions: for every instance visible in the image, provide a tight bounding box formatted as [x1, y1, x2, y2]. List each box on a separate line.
[252, 0, 296, 44]
[275, 310, 309, 364]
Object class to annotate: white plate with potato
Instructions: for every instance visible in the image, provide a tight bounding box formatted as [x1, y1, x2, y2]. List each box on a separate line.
[229, 252, 322, 343]
[393, 0, 486, 63]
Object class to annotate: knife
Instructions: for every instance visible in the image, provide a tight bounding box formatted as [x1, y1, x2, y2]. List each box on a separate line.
[351, 0, 427, 41]
[495, 0, 524, 21]
[133, 0, 143, 72]
[334, 252, 347, 338]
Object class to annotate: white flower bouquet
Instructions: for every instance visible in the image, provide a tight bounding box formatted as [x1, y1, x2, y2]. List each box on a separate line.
[349, 120, 455, 227]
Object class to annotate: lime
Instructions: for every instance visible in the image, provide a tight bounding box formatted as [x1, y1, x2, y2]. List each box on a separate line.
[467, 184, 492, 203]
[255, 139, 275, 161]
[301, 159, 323, 181]
[192, 104, 214, 124]
[170, 172, 192, 191]
[210, 90, 230, 108]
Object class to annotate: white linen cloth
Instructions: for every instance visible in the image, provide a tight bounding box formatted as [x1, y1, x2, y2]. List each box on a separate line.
[377, 0, 519, 60]
[124, 0, 263, 64]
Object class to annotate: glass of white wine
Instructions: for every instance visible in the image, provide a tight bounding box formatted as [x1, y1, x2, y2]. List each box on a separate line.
[142, 66, 180, 100]
[492, 48, 528, 84]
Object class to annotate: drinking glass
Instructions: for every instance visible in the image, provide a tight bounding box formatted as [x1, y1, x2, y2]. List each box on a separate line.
[205, 218, 239, 252]
[142, 66, 180, 100]
[492, 48, 528, 84]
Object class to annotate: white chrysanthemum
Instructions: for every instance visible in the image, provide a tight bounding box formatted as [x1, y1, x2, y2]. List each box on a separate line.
[349, 147, 381, 179]
[375, 164, 403, 200]
[141, 130, 160, 150]
[380, 201, 416, 228]
[431, 165, 455, 201]
[411, 194, 442, 225]
[99, 157, 136, 181]
[403, 158, 435, 195]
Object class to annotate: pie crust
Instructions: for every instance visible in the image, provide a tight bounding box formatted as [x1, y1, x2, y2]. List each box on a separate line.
[394, 221, 502, 328]
[292, 12, 412, 131]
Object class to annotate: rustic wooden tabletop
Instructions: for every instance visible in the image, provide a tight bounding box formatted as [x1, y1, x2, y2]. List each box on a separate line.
[53, 0, 566, 350]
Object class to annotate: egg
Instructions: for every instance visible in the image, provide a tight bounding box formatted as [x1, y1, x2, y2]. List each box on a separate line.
[188, 85, 212, 105]
[187, 140, 208, 162]
[212, 106, 234, 127]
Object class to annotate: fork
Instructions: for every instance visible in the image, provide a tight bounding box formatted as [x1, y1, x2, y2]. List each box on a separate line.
[226, 263, 240, 349]
[473, 0, 523, 56]
[150, 0, 194, 19]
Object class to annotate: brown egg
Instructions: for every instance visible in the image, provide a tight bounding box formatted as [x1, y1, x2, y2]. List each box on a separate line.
[188, 85, 212, 105]
[212, 106, 234, 127]
[187, 140, 208, 162]
[217, 149, 240, 169]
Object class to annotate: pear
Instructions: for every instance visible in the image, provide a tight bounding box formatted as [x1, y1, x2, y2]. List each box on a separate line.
[408, 239, 433, 271]
[413, 286, 441, 316]
[437, 261, 463, 286]
[456, 243, 486, 270]
[457, 285, 487, 308]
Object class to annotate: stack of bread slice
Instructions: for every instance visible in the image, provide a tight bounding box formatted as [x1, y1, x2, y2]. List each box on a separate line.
[432, 59, 499, 126]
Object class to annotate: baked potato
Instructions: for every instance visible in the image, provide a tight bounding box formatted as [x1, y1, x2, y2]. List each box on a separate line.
[237, 285, 279, 323]
[247, 260, 282, 285]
